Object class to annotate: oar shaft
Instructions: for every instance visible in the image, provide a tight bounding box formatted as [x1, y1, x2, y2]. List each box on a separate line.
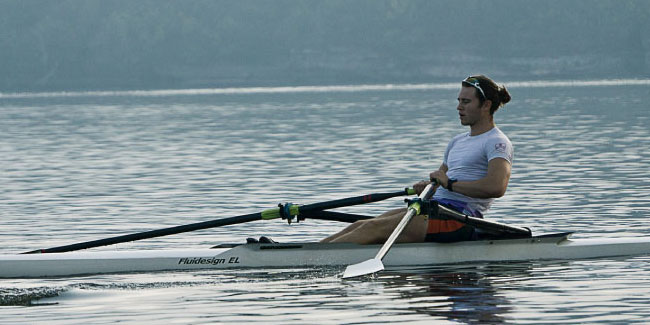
[374, 184, 435, 260]
[436, 205, 531, 236]
[300, 210, 373, 223]
[25, 188, 414, 254]
[299, 188, 414, 212]
[261, 188, 414, 220]
[24, 212, 262, 254]
[341, 184, 435, 279]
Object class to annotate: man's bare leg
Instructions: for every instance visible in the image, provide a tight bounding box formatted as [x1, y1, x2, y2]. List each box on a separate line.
[320, 208, 428, 244]
[320, 208, 406, 243]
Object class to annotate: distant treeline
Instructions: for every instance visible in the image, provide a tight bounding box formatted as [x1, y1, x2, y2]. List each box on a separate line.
[1, 0, 649, 91]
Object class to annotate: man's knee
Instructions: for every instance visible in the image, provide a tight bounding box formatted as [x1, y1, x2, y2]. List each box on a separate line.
[348, 218, 393, 243]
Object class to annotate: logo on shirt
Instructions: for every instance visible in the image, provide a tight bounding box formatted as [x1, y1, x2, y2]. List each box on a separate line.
[495, 143, 507, 153]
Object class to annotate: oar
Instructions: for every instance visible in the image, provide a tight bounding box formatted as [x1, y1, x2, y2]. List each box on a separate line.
[272, 188, 416, 214]
[24, 188, 415, 254]
[300, 210, 373, 223]
[342, 183, 436, 279]
[435, 204, 531, 237]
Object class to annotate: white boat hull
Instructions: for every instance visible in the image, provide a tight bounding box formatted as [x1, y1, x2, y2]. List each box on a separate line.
[2, 233, 650, 278]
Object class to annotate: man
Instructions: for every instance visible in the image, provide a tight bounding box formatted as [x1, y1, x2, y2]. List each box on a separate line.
[321, 75, 513, 244]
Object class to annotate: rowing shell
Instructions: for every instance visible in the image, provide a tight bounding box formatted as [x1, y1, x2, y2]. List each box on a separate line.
[2, 233, 650, 278]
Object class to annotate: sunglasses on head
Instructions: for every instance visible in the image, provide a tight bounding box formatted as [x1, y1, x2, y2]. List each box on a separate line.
[462, 76, 486, 99]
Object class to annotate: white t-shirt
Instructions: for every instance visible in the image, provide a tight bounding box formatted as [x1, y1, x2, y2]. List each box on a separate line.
[433, 127, 513, 214]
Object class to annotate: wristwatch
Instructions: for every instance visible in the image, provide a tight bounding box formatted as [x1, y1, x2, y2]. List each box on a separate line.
[447, 178, 457, 192]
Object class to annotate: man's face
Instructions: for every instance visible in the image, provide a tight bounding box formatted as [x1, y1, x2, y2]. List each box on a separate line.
[456, 86, 486, 126]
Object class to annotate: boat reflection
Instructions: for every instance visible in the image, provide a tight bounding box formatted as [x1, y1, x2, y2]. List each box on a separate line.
[373, 262, 546, 324]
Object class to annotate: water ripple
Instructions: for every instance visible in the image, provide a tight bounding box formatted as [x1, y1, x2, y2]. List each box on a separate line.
[0, 84, 649, 322]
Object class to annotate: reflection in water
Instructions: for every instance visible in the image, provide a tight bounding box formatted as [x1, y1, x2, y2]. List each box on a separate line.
[371, 263, 541, 324]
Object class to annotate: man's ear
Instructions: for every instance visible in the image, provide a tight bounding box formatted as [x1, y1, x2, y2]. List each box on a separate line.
[482, 100, 492, 112]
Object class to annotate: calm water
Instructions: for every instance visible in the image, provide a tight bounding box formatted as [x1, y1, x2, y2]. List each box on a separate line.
[1, 81, 649, 323]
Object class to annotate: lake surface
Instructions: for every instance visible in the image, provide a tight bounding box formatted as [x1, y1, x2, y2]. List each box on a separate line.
[1, 80, 649, 323]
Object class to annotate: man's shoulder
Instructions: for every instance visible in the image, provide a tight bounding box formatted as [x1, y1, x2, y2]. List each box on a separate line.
[487, 127, 512, 143]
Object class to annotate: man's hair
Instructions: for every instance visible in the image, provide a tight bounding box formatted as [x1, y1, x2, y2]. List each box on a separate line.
[463, 75, 511, 115]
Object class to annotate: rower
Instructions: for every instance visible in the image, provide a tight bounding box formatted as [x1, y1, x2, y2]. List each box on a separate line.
[322, 75, 514, 244]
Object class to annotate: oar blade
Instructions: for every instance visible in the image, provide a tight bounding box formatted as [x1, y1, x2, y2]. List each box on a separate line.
[342, 258, 384, 279]
[340, 183, 435, 280]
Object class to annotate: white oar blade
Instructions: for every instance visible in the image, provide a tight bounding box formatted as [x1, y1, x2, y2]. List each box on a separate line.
[342, 258, 384, 279]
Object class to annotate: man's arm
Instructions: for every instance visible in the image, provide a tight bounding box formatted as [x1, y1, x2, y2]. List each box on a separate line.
[430, 158, 511, 199]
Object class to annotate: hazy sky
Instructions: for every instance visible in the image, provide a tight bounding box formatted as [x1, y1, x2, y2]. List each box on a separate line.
[1, 0, 648, 91]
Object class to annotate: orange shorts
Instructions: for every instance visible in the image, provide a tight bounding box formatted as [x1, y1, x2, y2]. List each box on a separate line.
[424, 199, 481, 243]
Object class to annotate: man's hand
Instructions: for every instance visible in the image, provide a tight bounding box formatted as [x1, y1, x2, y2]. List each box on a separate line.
[412, 180, 431, 195]
[429, 170, 449, 189]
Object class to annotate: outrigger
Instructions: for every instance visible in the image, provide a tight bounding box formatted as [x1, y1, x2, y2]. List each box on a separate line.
[1, 187, 650, 278]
